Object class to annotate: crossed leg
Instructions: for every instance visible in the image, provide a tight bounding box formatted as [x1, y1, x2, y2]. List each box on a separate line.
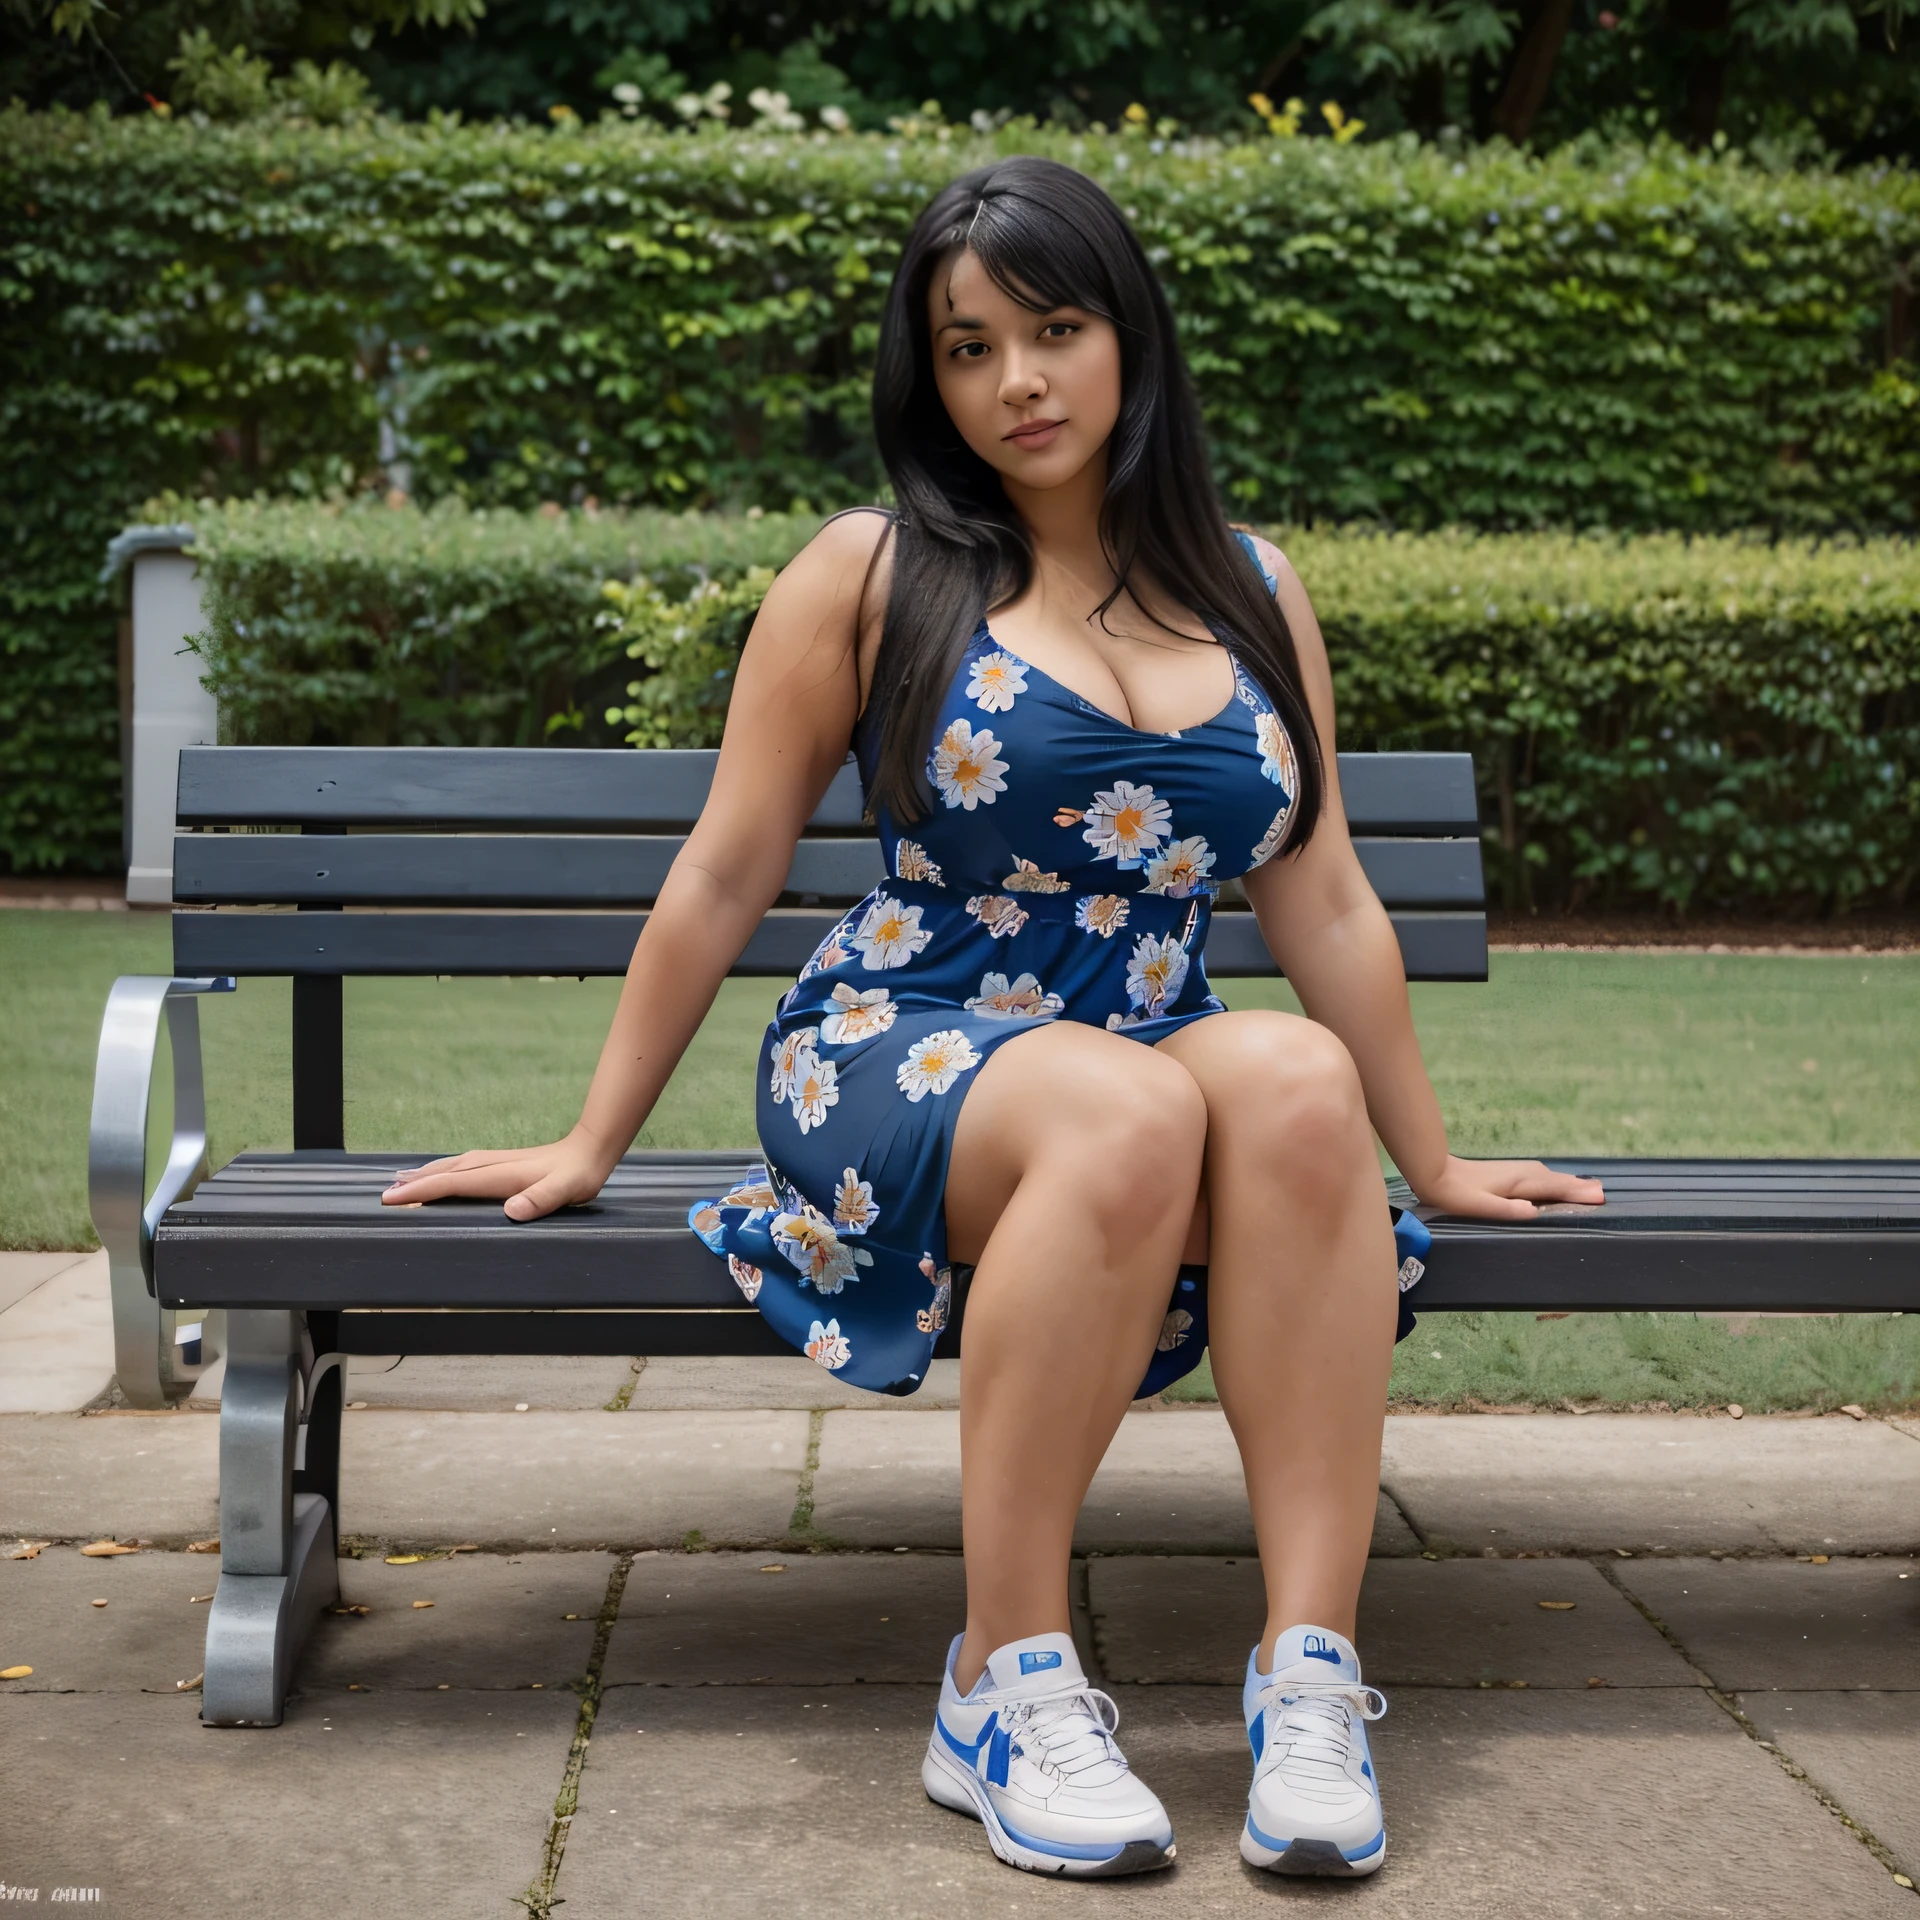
[943, 1008, 1397, 1691]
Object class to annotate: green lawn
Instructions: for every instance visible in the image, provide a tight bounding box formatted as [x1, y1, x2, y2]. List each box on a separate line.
[5, 911, 1917, 1409]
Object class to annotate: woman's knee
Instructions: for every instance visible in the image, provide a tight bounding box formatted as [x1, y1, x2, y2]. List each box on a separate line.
[1200, 1015, 1370, 1170]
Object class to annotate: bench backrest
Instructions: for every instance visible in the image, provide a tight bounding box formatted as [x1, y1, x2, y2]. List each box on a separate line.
[170, 745, 1486, 1145]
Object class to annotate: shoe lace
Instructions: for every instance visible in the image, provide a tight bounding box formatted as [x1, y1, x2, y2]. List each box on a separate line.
[1258, 1681, 1388, 1788]
[1002, 1680, 1125, 1783]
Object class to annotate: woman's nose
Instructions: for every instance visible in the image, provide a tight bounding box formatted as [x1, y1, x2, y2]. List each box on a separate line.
[998, 357, 1046, 407]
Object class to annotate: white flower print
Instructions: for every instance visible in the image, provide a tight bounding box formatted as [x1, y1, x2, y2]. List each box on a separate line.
[1249, 799, 1295, 870]
[1000, 855, 1071, 894]
[1235, 666, 1264, 714]
[965, 894, 1029, 940]
[789, 1047, 839, 1134]
[833, 1166, 880, 1235]
[1081, 780, 1172, 868]
[1157, 1307, 1194, 1351]
[1125, 931, 1190, 1016]
[1075, 894, 1130, 939]
[1140, 835, 1217, 899]
[769, 1026, 821, 1104]
[728, 1254, 764, 1303]
[805, 1318, 852, 1371]
[796, 922, 853, 982]
[819, 982, 898, 1046]
[894, 839, 944, 886]
[1256, 709, 1299, 793]
[718, 1175, 777, 1214]
[929, 719, 1009, 811]
[774, 1208, 858, 1294]
[849, 893, 932, 971]
[965, 970, 1065, 1020]
[917, 1270, 953, 1335]
[965, 650, 1029, 714]
[896, 1029, 982, 1102]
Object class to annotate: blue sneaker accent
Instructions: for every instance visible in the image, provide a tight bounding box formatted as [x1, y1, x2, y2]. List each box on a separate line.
[997, 1812, 1148, 1863]
[938, 1709, 997, 1766]
[1018, 1650, 1063, 1675]
[987, 1722, 1012, 1787]
[1301, 1644, 1343, 1666]
[1245, 1813, 1385, 1865]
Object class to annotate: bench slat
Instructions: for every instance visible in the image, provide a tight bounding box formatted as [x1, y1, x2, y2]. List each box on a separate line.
[173, 831, 1483, 910]
[172, 905, 1489, 982]
[178, 747, 1481, 836]
[156, 1152, 1920, 1317]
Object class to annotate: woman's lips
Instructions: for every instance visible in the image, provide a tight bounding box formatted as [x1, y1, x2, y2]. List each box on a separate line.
[1003, 419, 1065, 450]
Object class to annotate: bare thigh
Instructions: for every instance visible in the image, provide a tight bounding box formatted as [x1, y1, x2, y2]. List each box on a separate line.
[944, 1020, 1208, 1267]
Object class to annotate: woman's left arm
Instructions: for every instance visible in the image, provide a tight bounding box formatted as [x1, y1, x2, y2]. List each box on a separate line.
[1239, 539, 1602, 1222]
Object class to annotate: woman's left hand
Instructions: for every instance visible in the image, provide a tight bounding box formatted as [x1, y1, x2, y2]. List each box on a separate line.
[1413, 1155, 1605, 1221]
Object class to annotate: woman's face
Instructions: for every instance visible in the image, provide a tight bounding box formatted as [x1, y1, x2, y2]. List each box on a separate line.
[927, 245, 1122, 497]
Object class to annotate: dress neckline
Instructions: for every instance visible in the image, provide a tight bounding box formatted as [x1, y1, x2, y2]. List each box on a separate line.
[973, 620, 1246, 741]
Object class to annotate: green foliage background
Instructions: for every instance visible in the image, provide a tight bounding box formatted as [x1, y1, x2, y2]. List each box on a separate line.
[178, 500, 1920, 915]
[4, 111, 1918, 875]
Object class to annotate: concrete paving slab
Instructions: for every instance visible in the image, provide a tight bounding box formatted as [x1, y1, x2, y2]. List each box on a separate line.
[0, 1252, 115, 1413]
[811, 1406, 1413, 1554]
[0, 1410, 218, 1541]
[1382, 1412, 1920, 1555]
[560, 1682, 1909, 1917]
[342, 1351, 637, 1411]
[1741, 1691, 1920, 1879]
[340, 1408, 808, 1548]
[1091, 1555, 1694, 1689]
[0, 1250, 89, 1317]
[0, 1688, 575, 1919]
[296, 1550, 614, 1694]
[0, 1545, 214, 1693]
[1616, 1555, 1920, 1690]
[602, 1549, 968, 1686]
[627, 1354, 963, 1409]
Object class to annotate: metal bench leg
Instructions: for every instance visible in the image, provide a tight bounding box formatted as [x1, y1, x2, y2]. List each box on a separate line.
[202, 1309, 339, 1727]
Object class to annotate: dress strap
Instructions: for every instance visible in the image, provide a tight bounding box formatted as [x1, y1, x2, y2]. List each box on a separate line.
[1231, 526, 1278, 596]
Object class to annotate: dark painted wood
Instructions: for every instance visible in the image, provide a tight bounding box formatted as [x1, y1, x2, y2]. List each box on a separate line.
[332, 1309, 968, 1360]
[155, 1152, 1920, 1319]
[178, 746, 1478, 835]
[172, 904, 1488, 982]
[174, 829, 1480, 911]
[174, 832, 892, 907]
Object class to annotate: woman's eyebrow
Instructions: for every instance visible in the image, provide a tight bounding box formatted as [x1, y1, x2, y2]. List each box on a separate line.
[936, 315, 986, 335]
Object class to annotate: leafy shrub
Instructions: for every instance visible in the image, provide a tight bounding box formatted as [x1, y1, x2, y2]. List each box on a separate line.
[183, 499, 817, 749]
[6, 109, 1918, 868]
[178, 501, 1920, 915]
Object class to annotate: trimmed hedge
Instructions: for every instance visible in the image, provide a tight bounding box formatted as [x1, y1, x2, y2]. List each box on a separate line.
[5, 111, 1920, 871]
[180, 501, 1919, 916]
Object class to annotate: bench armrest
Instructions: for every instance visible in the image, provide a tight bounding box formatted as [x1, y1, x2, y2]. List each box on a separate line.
[88, 974, 235, 1407]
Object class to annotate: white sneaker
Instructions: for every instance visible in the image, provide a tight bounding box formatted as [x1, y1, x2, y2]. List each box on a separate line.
[923, 1630, 1175, 1877]
[1240, 1625, 1388, 1877]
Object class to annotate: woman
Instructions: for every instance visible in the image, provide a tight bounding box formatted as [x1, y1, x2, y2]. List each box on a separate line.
[382, 157, 1601, 1881]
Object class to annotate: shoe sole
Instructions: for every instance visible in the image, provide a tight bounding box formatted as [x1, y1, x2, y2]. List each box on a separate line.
[1241, 1822, 1386, 1878]
[922, 1741, 1175, 1879]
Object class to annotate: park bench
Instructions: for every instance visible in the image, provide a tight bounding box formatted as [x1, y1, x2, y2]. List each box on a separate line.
[89, 743, 1920, 1728]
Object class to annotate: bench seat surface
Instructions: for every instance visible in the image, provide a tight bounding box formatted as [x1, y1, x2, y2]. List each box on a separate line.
[156, 1153, 1920, 1321]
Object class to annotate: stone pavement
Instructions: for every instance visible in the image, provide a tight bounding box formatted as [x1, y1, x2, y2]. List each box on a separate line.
[5, 1258, 1920, 1914]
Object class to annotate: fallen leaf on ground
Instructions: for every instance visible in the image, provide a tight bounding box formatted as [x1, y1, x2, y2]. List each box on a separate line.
[189, 1594, 214, 1604]
[1586, 1677, 1608, 1688]
[80, 1540, 138, 1558]
[1840, 1404, 1867, 1420]
[563, 1613, 581, 1621]
[412, 1599, 434, 1610]
[1538, 1600, 1577, 1611]
[1810, 1554, 1830, 1564]
[176, 1672, 203, 1692]
[90, 1599, 108, 1608]
[1726, 1404, 1745, 1419]
[1, 1666, 33, 1679]
[759, 1565, 787, 1574]
[329, 1604, 371, 1617]
[385, 1554, 426, 1565]
[448, 1543, 480, 1554]
[1535, 1311, 1569, 1322]
[6, 1542, 50, 1560]
[186, 1539, 220, 1553]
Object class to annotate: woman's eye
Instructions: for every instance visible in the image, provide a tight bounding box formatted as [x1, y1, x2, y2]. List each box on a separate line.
[951, 340, 988, 360]
[1042, 322, 1078, 339]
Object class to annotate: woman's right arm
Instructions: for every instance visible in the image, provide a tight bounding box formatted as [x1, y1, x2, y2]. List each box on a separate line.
[379, 510, 891, 1220]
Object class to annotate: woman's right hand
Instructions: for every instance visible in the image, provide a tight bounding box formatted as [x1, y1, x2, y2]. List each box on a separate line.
[379, 1128, 618, 1222]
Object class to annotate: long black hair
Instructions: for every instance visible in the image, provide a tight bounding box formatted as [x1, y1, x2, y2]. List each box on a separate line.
[862, 154, 1324, 847]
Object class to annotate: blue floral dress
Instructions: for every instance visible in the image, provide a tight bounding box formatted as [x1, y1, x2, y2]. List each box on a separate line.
[689, 533, 1428, 1397]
